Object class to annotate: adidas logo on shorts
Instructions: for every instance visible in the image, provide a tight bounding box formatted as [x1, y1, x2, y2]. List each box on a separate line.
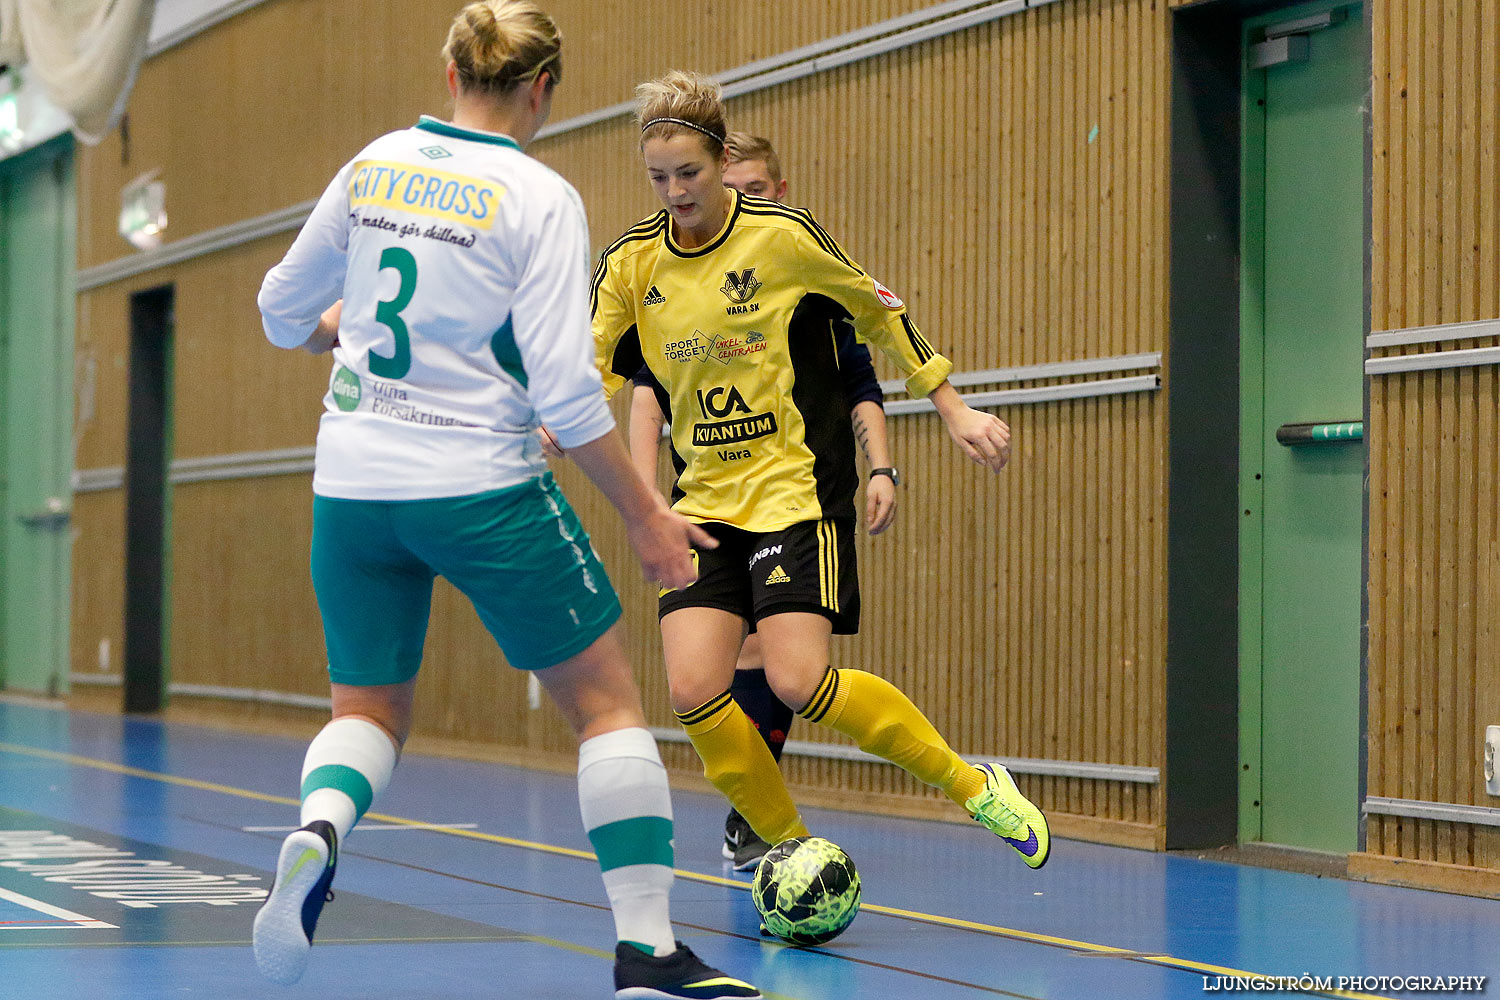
[643, 285, 667, 306]
[764, 565, 791, 585]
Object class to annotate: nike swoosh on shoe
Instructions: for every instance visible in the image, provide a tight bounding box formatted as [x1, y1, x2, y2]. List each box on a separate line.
[1003, 828, 1040, 857]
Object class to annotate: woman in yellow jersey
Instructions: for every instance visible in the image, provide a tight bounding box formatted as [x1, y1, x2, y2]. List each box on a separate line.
[591, 71, 1051, 871]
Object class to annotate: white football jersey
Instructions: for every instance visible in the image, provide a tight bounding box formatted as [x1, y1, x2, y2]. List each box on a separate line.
[259, 116, 614, 500]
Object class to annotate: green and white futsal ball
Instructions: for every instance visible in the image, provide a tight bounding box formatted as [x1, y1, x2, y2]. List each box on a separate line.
[752, 836, 861, 946]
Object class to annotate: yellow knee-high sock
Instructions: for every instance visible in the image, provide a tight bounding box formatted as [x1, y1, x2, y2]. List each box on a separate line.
[676, 692, 810, 845]
[799, 667, 986, 806]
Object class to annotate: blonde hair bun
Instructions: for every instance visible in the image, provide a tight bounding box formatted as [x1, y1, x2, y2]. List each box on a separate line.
[443, 1, 562, 94]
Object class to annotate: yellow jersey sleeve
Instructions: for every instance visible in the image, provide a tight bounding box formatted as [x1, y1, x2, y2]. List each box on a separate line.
[790, 213, 953, 397]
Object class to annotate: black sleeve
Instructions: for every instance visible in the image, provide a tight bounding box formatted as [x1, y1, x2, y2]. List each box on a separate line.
[632, 362, 663, 392]
[834, 320, 884, 408]
[608, 325, 646, 382]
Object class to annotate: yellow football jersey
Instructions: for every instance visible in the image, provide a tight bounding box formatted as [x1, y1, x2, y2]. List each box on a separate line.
[592, 191, 952, 532]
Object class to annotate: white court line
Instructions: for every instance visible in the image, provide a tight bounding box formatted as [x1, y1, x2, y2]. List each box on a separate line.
[242, 822, 479, 833]
[0, 886, 117, 929]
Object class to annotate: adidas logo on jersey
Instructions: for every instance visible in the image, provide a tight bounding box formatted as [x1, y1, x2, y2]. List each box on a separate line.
[643, 285, 667, 306]
[764, 565, 791, 586]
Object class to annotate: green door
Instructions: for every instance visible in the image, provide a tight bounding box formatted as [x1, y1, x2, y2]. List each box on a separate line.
[1240, 1, 1366, 853]
[0, 136, 75, 695]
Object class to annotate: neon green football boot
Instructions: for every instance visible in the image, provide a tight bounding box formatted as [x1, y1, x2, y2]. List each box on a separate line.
[965, 763, 1051, 869]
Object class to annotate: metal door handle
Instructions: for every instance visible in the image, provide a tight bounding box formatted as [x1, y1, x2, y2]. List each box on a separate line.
[1275, 421, 1363, 445]
[17, 496, 70, 529]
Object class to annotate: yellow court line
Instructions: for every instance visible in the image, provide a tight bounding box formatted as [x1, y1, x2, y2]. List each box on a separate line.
[0, 741, 1391, 1000]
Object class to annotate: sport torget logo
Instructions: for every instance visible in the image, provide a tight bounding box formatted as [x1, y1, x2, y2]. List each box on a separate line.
[663, 334, 712, 363]
[664, 330, 767, 365]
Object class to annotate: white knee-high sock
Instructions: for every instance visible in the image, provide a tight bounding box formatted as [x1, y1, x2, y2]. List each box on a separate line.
[577, 727, 675, 957]
[299, 717, 398, 841]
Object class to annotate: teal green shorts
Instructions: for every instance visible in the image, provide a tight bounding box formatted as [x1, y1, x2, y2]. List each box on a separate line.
[310, 472, 622, 685]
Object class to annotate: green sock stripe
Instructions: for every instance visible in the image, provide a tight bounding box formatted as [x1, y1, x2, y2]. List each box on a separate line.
[301, 764, 375, 820]
[588, 815, 674, 872]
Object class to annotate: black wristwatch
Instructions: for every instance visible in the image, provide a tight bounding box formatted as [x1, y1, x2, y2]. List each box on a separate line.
[870, 467, 901, 486]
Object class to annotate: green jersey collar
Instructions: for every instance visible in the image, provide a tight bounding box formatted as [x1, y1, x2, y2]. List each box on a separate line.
[415, 116, 522, 151]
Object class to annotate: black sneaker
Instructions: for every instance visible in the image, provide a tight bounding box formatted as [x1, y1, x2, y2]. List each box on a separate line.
[614, 941, 761, 999]
[253, 820, 337, 985]
[720, 810, 771, 872]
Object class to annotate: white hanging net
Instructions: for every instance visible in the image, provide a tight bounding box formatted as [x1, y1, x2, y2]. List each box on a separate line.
[0, 2, 22, 67]
[5, 0, 155, 143]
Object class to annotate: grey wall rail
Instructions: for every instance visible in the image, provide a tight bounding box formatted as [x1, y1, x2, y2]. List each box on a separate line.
[1366, 317, 1500, 350]
[66, 673, 1157, 783]
[1366, 345, 1500, 376]
[648, 727, 1158, 784]
[879, 353, 1163, 415]
[886, 374, 1160, 415]
[1362, 796, 1500, 829]
[72, 355, 1162, 491]
[73, 445, 315, 494]
[1365, 318, 1500, 375]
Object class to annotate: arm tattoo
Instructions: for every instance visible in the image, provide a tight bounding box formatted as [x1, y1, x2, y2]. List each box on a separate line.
[852, 410, 872, 461]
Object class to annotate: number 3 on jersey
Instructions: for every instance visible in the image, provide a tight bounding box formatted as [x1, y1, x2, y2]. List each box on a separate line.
[369, 246, 416, 378]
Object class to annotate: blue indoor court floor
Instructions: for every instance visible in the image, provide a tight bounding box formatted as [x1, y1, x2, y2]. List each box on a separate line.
[0, 697, 1495, 1000]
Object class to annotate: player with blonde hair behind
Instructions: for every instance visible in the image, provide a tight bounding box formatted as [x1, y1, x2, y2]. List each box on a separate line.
[254, 10, 757, 998]
[722, 133, 786, 201]
[594, 71, 1051, 881]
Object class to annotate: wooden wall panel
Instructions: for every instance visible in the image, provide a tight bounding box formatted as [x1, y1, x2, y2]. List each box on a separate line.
[74, 237, 334, 470]
[77, 0, 940, 271]
[73, 284, 130, 473]
[72, 0, 1172, 845]
[1365, 0, 1500, 871]
[168, 475, 324, 696]
[69, 491, 126, 684]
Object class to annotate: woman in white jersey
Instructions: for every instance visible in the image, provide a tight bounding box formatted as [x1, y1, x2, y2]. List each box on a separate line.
[254, 8, 757, 999]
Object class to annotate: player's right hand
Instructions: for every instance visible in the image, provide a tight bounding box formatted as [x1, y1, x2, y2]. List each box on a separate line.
[944, 404, 1011, 472]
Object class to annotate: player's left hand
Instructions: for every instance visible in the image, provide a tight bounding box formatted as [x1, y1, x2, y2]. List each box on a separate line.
[537, 425, 564, 458]
[865, 474, 897, 534]
[944, 405, 1011, 472]
[302, 300, 342, 355]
